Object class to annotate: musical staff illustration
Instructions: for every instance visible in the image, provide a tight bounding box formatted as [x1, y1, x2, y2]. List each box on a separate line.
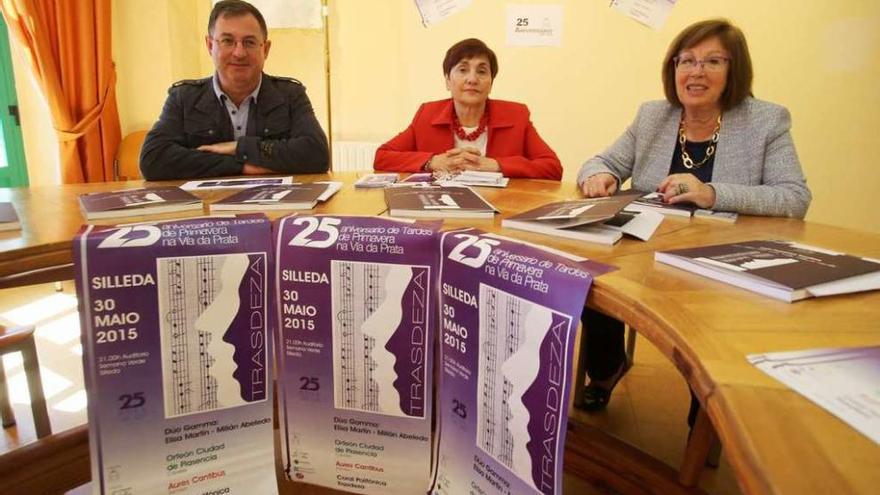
[197, 257, 219, 410]
[331, 261, 415, 417]
[362, 264, 380, 411]
[166, 260, 192, 414]
[477, 284, 558, 490]
[158, 254, 254, 418]
[481, 288, 499, 453]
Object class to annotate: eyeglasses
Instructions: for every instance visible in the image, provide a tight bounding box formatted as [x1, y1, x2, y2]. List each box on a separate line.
[213, 37, 263, 52]
[673, 55, 730, 73]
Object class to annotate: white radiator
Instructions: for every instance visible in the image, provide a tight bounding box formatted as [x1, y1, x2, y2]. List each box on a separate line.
[332, 141, 380, 172]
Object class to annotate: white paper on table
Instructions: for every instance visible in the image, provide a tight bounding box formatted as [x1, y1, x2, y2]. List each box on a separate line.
[610, 0, 676, 31]
[748, 346, 880, 445]
[617, 209, 664, 241]
[214, 0, 322, 29]
[413, 0, 472, 27]
[506, 4, 564, 47]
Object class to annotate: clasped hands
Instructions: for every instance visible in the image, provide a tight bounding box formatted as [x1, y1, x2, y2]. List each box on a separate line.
[581, 172, 716, 208]
[428, 147, 500, 173]
[197, 141, 273, 175]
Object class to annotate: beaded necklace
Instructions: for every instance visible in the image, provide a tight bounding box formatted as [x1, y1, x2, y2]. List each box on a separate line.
[452, 106, 489, 141]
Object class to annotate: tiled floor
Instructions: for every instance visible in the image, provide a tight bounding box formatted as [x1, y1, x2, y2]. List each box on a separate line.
[573, 330, 742, 495]
[1, 282, 86, 452]
[1, 282, 741, 494]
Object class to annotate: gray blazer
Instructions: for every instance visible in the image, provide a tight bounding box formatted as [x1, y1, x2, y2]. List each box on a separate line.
[577, 97, 812, 218]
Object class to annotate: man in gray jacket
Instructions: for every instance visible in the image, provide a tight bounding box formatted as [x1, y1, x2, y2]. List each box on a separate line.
[140, 0, 328, 180]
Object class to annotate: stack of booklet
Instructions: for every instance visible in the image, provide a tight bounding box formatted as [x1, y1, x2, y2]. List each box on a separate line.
[401, 172, 434, 183]
[627, 191, 739, 223]
[384, 184, 498, 218]
[438, 170, 509, 188]
[354, 173, 399, 188]
[694, 209, 739, 223]
[501, 191, 664, 245]
[209, 182, 342, 212]
[180, 176, 293, 191]
[0, 202, 20, 232]
[628, 191, 696, 217]
[78, 187, 203, 220]
[655, 240, 880, 302]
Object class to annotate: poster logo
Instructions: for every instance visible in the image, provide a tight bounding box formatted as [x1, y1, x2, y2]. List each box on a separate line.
[98, 226, 162, 249]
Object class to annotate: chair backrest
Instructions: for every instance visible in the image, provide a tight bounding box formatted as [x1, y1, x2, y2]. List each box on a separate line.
[114, 130, 148, 181]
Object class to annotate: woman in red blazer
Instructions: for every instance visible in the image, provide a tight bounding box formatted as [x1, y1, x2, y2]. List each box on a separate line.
[374, 39, 562, 180]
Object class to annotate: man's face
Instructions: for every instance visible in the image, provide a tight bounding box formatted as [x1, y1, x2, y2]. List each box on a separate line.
[206, 13, 271, 92]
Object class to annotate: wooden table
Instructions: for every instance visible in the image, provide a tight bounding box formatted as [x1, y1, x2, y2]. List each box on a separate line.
[1, 176, 878, 494]
[581, 217, 880, 494]
[0, 173, 391, 286]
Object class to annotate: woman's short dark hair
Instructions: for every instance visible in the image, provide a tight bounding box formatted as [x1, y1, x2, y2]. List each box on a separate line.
[662, 19, 753, 110]
[209, 0, 268, 40]
[443, 39, 499, 78]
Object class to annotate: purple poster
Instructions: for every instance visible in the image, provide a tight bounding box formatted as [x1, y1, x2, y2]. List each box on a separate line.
[275, 215, 441, 494]
[432, 229, 604, 495]
[74, 215, 277, 495]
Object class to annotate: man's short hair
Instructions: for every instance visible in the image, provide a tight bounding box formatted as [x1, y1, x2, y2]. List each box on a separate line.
[208, 0, 268, 40]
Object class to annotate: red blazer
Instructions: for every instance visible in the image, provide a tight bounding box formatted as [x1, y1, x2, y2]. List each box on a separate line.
[374, 99, 562, 180]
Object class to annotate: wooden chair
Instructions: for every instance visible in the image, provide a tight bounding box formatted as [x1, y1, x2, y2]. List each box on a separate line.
[679, 408, 722, 486]
[625, 325, 637, 366]
[0, 424, 89, 494]
[0, 324, 51, 438]
[114, 130, 148, 181]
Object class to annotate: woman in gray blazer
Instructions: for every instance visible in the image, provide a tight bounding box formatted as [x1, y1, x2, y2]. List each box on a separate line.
[577, 19, 812, 410]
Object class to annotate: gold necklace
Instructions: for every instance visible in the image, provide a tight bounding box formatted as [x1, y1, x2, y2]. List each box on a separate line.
[679, 114, 721, 169]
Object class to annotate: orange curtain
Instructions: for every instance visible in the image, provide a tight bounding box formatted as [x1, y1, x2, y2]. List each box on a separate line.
[1, 0, 121, 183]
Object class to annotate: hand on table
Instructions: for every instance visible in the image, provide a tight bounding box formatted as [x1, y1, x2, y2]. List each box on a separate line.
[429, 147, 500, 173]
[452, 147, 500, 172]
[581, 173, 618, 197]
[657, 173, 716, 208]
